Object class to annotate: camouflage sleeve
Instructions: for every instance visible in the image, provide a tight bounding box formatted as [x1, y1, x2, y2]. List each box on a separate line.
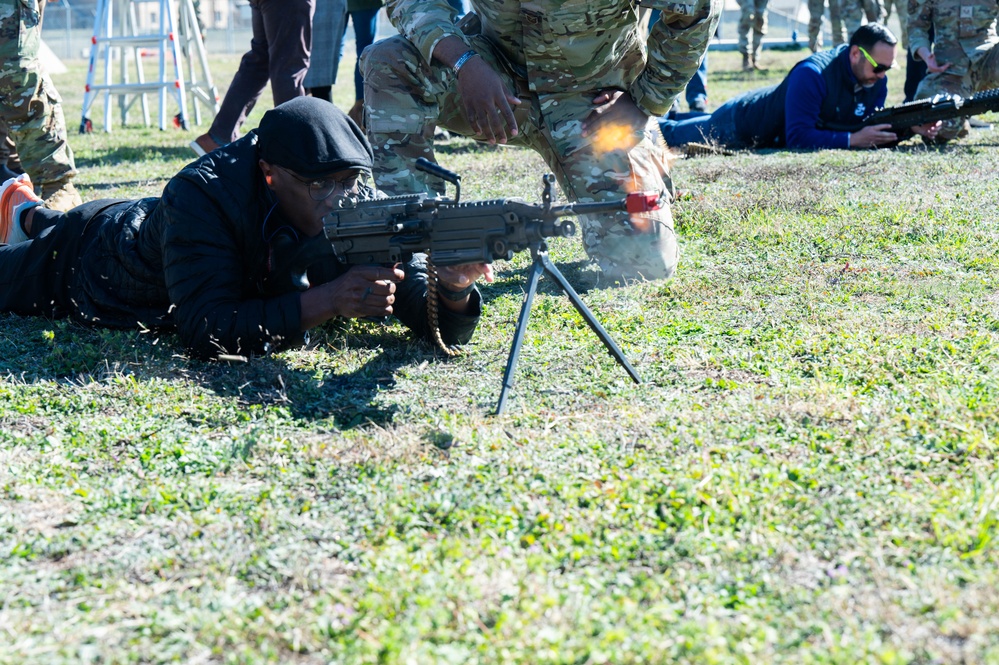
[630, 0, 723, 117]
[906, 0, 934, 59]
[383, 0, 471, 65]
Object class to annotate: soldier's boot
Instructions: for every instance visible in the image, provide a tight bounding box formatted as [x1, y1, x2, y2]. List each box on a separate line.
[742, 53, 753, 71]
[41, 178, 83, 212]
[752, 48, 764, 70]
[0, 174, 42, 244]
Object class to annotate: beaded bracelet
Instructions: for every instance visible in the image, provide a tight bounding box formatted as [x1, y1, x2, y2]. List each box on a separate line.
[452, 49, 479, 76]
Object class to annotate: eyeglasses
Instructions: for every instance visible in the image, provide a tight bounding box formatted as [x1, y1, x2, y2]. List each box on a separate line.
[858, 46, 894, 74]
[274, 164, 365, 201]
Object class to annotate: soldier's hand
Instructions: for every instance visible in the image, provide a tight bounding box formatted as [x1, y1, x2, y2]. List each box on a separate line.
[917, 48, 951, 74]
[850, 123, 897, 148]
[456, 58, 521, 144]
[582, 90, 648, 146]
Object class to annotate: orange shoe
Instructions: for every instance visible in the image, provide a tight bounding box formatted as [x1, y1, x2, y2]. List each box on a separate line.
[0, 174, 42, 244]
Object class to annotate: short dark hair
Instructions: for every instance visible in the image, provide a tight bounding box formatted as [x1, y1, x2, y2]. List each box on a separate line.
[849, 23, 897, 50]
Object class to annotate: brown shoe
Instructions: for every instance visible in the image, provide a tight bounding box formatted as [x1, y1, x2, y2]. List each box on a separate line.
[190, 132, 221, 157]
[742, 53, 753, 71]
[347, 100, 365, 132]
[42, 179, 84, 212]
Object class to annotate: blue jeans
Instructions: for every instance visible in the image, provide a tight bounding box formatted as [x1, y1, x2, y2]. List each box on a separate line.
[651, 9, 709, 110]
[344, 8, 380, 101]
[659, 98, 740, 147]
[686, 57, 708, 109]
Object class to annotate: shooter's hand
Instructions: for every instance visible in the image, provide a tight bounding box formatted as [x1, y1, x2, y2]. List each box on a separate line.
[436, 262, 494, 313]
[850, 123, 898, 148]
[912, 120, 942, 140]
[437, 262, 494, 292]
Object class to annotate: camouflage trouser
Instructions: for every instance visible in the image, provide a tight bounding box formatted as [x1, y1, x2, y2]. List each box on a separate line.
[840, 0, 884, 42]
[807, 0, 845, 51]
[0, 0, 77, 187]
[0, 122, 21, 171]
[882, 0, 907, 48]
[738, 0, 769, 58]
[914, 46, 999, 141]
[360, 35, 678, 281]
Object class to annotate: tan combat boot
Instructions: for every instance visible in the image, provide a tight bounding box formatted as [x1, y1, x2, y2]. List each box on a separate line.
[42, 178, 84, 212]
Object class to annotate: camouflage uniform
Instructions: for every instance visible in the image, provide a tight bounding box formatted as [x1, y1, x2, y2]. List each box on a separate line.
[808, 0, 847, 50]
[362, 0, 721, 281]
[738, 0, 769, 63]
[0, 0, 78, 191]
[884, 0, 909, 46]
[841, 0, 886, 41]
[909, 0, 999, 139]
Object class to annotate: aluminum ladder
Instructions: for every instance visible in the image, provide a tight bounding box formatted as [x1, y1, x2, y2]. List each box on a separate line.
[80, 0, 219, 132]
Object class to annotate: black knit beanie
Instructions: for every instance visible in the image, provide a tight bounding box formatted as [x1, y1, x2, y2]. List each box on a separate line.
[256, 97, 373, 177]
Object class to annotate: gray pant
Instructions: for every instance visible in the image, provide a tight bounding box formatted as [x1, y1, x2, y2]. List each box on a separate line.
[208, 0, 315, 144]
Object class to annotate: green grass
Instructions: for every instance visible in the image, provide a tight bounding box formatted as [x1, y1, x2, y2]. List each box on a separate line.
[3, 49, 999, 664]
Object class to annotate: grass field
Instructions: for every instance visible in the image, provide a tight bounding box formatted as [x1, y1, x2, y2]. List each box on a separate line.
[3, 48, 999, 664]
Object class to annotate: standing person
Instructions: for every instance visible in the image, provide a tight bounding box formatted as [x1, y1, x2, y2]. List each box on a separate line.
[841, 0, 886, 42]
[2, 98, 489, 359]
[344, 0, 384, 129]
[904, 24, 932, 101]
[190, 0, 316, 156]
[738, 0, 770, 70]
[361, 0, 721, 283]
[0, 0, 83, 211]
[304, 0, 348, 103]
[658, 24, 940, 149]
[808, 0, 847, 51]
[883, 0, 908, 47]
[908, 0, 999, 141]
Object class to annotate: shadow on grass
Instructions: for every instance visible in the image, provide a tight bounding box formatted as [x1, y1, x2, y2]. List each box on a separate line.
[483, 258, 632, 301]
[0, 313, 433, 429]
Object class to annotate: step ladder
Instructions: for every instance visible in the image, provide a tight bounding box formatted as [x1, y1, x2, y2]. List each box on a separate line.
[80, 0, 219, 133]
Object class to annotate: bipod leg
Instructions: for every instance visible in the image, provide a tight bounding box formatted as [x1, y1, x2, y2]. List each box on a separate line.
[495, 252, 546, 415]
[538, 252, 642, 385]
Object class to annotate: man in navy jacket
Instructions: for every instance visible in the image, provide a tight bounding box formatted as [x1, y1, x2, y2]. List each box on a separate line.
[659, 23, 940, 150]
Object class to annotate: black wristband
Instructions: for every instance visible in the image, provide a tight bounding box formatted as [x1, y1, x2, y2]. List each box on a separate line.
[437, 283, 476, 301]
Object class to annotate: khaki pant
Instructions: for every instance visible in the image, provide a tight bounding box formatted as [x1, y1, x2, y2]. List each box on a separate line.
[0, 0, 76, 186]
[914, 45, 999, 141]
[738, 0, 770, 59]
[361, 34, 679, 281]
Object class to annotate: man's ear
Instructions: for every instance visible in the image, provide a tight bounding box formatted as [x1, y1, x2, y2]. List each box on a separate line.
[259, 159, 274, 187]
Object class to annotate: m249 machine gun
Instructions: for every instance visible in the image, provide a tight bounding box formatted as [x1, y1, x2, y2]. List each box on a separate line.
[824, 87, 999, 133]
[282, 158, 666, 414]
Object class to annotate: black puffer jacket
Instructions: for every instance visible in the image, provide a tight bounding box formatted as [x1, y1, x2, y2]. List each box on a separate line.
[75, 133, 480, 358]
